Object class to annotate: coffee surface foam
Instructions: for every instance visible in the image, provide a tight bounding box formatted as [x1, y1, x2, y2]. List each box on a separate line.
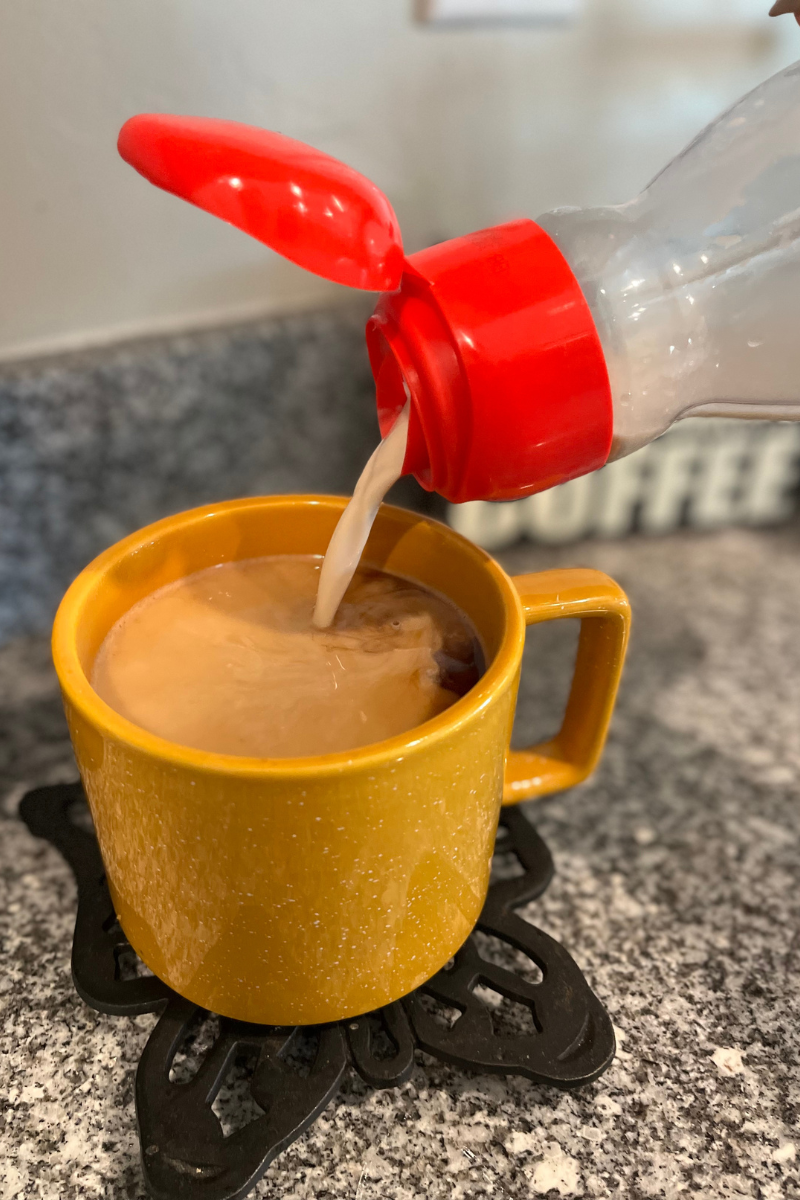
[92, 555, 482, 758]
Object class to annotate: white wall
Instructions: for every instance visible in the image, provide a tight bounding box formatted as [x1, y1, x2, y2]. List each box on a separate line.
[0, 0, 796, 362]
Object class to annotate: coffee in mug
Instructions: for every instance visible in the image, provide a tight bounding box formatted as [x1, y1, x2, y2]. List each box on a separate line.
[91, 555, 483, 758]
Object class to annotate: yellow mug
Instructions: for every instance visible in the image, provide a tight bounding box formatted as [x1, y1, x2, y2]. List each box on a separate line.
[53, 496, 629, 1025]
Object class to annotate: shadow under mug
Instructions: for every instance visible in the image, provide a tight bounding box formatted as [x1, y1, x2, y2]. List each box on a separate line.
[52, 496, 630, 1025]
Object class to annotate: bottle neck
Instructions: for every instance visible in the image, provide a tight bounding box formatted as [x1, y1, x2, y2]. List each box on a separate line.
[539, 191, 800, 462]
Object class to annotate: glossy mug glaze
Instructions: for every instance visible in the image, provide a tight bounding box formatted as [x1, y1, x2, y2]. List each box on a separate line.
[52, 496, 630, 1025]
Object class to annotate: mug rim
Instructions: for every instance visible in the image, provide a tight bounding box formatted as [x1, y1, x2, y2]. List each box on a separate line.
[52, 495, 526, 778]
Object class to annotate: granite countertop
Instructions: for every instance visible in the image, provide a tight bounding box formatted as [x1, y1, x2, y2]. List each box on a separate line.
[2, 520, 799, 1199]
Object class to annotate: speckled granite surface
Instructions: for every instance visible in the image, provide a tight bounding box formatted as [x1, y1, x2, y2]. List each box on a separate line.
[1, 519, 799, 1198]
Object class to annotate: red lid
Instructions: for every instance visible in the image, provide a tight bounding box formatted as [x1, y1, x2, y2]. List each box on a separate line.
[366, 220, 613, 503]
[118, 115, 404, 291]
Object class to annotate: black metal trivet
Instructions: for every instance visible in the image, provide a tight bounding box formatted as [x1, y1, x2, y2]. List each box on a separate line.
[20, 782, 614, 1200]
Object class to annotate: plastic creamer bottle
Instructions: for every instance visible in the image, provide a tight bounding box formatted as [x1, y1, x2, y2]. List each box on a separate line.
[368, 61, 800, 501]
[119, 60, 800, 503]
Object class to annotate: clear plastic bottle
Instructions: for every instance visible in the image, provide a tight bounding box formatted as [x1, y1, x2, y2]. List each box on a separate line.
[538, 59, 800, 461]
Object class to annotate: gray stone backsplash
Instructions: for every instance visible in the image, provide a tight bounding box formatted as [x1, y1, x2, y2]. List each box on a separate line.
[0, 303, 437, 647]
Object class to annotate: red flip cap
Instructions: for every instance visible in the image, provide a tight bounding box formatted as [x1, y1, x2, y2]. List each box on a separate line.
[367, 220, 612, 503]
[118, 115, 612, 503]
[118, 114, 404, 291]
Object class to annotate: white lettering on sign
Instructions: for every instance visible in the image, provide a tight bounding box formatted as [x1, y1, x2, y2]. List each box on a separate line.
[448, 420, 800, 549]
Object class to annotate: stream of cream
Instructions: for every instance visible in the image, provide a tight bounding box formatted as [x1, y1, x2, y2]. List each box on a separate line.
[313, 403, 410, 629]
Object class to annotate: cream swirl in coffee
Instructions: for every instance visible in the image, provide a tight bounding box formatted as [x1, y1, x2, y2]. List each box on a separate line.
[91, 555, 482, 758]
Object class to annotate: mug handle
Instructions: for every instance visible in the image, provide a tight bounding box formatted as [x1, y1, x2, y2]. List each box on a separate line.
[504, 568, 631, 804]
